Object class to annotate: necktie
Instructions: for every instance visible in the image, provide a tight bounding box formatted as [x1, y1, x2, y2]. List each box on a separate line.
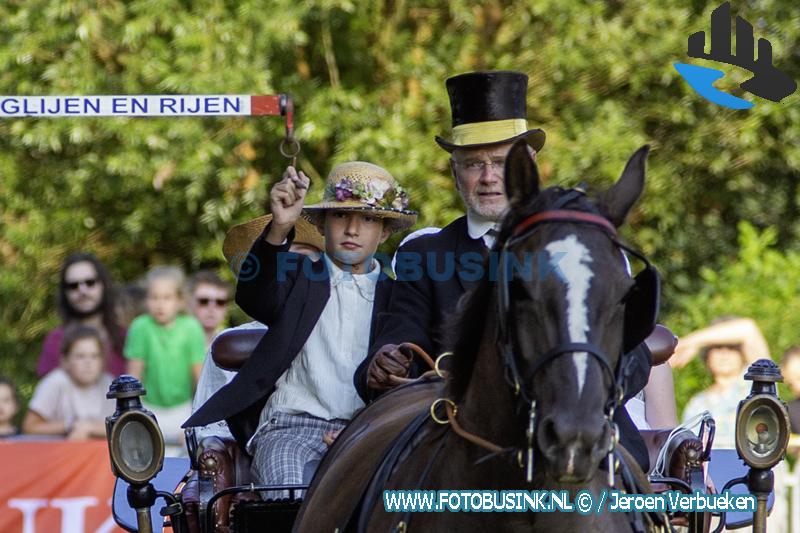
[484, 228, 499, 249]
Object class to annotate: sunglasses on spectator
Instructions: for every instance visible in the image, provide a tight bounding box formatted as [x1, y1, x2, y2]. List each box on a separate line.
[196, 297, 229, 307]
[65, 278, 99, 291]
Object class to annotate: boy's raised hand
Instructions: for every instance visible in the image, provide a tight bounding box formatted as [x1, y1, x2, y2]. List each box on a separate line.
[267, 166, 310, 245]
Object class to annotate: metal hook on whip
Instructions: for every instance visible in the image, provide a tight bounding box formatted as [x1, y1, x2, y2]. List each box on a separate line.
[278, 94, 300, 168]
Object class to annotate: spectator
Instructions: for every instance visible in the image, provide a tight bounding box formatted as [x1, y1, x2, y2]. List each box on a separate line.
[781, 346, 800, 434]
[189, 271, 232, 348]
[124, 265, 206, 444]
[23, 324, 115, 439]
[676, 317, 767, 447]
[38, 253, 127, 377]
[192, 215, 325, 440]
[0, 377, 20, 438]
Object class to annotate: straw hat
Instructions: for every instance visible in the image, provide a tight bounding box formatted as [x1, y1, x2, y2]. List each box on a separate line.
[434, 71, 546, 153]
[302, 161, 417, 232]
[222, 214, 325, 266]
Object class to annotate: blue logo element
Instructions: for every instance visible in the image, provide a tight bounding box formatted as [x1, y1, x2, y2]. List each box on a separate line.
[675, 2, 796, 110]
[230, 252, 261, 282]
[673, 63, 753, 110]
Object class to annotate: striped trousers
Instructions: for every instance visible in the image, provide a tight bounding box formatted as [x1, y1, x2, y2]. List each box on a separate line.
[249, 411, 346, 499]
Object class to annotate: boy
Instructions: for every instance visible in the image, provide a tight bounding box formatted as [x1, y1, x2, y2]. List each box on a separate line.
[186, 162, 416, 488]
[191, 215, 326, 441]
[125, 266, 207, 443]
[188, 271, 232, 348]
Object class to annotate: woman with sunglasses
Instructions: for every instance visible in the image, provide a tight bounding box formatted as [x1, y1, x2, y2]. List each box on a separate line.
[37, 253, 127, 377]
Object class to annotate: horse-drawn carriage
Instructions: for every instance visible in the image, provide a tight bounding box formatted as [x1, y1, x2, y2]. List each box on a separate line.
[106, 142, 788, 532]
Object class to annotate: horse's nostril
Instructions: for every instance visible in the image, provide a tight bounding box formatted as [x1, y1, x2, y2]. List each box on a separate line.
[537, 416, 562, 452]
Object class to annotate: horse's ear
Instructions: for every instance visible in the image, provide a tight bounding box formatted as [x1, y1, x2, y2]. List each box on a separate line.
[597, 145, 650, 227]
[503, 139, 540, 207]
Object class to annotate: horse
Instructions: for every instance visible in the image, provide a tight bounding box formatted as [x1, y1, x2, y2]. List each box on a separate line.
[294, 140, 664, 532]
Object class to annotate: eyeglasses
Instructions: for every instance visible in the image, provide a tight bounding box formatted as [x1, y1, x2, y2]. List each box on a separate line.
[452, 158, 507, 174]
[197, 297, 229, 307]
[65, 278, 99, 291]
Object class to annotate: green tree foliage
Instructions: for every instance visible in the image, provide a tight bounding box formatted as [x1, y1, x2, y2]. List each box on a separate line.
[1, 0, 798, 409]
[671, 222, 800, 414]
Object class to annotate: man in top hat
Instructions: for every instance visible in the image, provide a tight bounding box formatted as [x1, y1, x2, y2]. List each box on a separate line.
[185, 162, 416, 488]
[355, 70, 654, 471]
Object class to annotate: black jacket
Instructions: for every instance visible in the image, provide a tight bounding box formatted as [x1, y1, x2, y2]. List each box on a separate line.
[185, 223, 392, 449]
[354, 216, 653, 471]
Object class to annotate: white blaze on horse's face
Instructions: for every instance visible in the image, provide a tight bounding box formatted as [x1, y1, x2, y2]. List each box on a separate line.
[545, 234, 593, 396]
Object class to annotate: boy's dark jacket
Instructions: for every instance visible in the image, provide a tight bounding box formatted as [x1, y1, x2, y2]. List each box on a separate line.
[185, 223, 393, 449]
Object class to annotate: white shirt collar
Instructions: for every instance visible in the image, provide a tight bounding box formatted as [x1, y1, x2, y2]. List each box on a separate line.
[323, 255, 380, 301]
[466, 211, 501, 247]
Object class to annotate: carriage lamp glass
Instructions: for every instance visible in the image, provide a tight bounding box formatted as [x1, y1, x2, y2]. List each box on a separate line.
[105, 375, 165, 485]
[735, 359, 790, 469]
[118, 419, 155, 472]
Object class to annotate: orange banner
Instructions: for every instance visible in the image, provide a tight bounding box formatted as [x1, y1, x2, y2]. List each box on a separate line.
[0, 439, 124, 533]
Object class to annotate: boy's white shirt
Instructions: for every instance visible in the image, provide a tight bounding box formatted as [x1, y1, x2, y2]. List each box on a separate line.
[248, 256, 379, 451]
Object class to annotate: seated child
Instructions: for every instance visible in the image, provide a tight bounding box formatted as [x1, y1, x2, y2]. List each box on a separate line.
[0, 377, 20, 438]
[125, 266, 207, 444]
[191, 215, 325, 441]
[23, 324, 115, 439]
[185, 162, 416, 489]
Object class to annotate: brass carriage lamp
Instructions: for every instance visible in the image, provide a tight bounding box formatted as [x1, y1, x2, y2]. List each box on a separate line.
[735, 359, 790, 533]
[735, 359, 790, 469]
[105, 375, 165, 533]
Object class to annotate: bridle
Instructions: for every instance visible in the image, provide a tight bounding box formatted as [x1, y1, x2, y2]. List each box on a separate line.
[491, 192, 656, 485]
[413, 191, 667, 531]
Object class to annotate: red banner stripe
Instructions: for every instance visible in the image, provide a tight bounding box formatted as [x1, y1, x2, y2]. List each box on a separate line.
[250, 95, 282, 116]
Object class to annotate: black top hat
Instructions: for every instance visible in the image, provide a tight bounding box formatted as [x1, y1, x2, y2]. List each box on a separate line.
[435, 70, 546, 153]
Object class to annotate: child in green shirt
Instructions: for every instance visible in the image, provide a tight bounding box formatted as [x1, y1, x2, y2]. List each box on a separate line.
[124, 265, 206, 444]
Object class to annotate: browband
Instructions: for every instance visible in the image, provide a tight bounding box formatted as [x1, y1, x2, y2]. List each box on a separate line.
[512, 210, 617, 238]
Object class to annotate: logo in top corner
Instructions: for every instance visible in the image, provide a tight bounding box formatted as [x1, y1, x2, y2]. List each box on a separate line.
[674, 2, 797, 109]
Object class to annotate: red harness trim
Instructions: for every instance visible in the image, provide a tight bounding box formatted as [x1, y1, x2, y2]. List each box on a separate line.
[512, 209, 617, 238]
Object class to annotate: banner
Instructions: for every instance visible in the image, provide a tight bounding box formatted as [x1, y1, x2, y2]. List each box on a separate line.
[0, 439, 124, 533]
[0, 95, 283, 117]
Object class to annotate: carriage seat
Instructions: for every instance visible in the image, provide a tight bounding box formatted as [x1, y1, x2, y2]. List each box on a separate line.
[182, 435, 254, 533]
[183, 327, 266, 532]
[647, 324, 678, 366]
[640, 428, 705, 484]
[211, 327, 267, 371]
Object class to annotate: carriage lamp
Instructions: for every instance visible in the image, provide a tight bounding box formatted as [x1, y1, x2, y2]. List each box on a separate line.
[735, 359, 790, 469]
[106, 375, 165, 533]
[734, 359, 790, 533]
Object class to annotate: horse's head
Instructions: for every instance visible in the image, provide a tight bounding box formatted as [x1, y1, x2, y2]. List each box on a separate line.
[496, 140, 657, 483]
